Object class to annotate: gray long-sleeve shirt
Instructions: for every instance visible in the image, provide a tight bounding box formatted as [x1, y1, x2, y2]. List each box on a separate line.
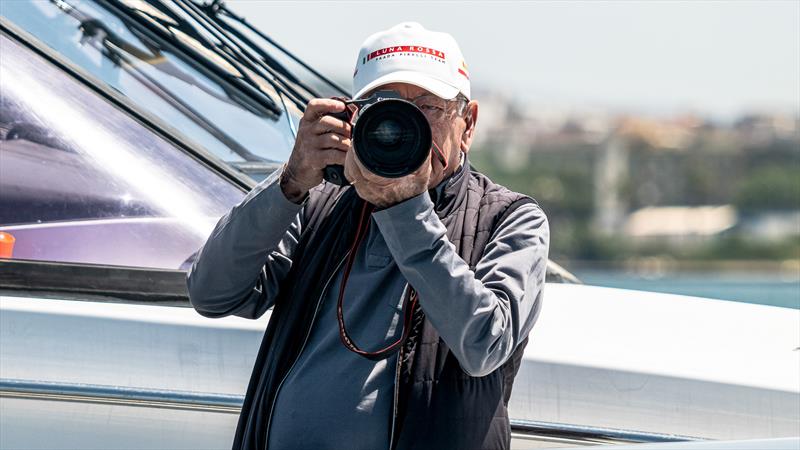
[187, 158, 549, 449]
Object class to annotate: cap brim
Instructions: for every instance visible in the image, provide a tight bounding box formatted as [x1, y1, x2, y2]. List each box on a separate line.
[353, 71, 460, 100]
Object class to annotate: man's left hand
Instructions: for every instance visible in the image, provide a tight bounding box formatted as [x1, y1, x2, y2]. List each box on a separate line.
[344, 146, 432, 209]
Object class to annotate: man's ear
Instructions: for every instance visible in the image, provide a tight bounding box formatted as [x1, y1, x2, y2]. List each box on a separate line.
[461, 100, 479, 153]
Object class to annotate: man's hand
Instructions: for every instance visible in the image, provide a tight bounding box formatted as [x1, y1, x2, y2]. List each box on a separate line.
[280, 99, 352, 203]
[344, 142, 432, 209]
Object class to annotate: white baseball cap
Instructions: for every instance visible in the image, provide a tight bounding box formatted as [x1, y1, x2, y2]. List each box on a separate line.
[352, 22, 471, 101]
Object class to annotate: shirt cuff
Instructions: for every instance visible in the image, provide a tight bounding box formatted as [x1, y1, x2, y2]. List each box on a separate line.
[234, 167, 306, 235]
[263, 176, 307, 211]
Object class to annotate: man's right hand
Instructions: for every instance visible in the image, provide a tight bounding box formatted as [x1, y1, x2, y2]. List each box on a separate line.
[280, 99, 353, 204]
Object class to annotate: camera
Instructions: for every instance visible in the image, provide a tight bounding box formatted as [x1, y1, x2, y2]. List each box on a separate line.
[323, 90, 432, 186]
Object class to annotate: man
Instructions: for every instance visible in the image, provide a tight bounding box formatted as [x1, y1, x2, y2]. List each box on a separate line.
[187, 22, 549, 450]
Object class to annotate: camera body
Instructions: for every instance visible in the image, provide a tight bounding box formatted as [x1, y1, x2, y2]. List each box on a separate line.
[323, 91, 432, 186]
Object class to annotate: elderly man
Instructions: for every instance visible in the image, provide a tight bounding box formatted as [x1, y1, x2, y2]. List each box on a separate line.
[187, 22, 549, 450]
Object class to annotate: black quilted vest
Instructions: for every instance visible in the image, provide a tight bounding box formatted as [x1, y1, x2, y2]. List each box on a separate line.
[232, 153, 538, 450]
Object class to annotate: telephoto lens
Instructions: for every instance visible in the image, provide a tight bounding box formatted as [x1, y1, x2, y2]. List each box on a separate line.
[323, 92, 432, 186]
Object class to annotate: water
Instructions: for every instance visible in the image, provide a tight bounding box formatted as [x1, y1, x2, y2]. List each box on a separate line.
[572, 269, 800, 309]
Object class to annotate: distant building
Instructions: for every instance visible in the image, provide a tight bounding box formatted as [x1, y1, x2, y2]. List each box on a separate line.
[737, 210, 800, 242]
[594, 135, 629, 234]
[624, 205, 738, 244]
[734, 113, 799, 144]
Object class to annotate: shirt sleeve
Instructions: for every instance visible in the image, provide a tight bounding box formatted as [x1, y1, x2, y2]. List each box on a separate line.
[186, 167, 306, 320]
[372, 192, 549, 377]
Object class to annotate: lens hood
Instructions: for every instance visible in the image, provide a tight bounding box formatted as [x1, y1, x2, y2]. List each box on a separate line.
[353, 98, 432, 179]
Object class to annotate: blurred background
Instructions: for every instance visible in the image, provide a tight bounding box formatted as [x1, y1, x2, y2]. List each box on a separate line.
[230, 0, 800, 308]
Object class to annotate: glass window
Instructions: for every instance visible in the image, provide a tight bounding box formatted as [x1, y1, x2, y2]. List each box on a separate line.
[0, 33, 244, 270]
[1, 0, 296, 173]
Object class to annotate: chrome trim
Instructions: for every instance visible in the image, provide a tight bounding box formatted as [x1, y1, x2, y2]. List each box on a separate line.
[510, 431, 615, 447]
[0, 379, 241, 414]
[1, 379, 702, 444]
[509, 418, 703, 444]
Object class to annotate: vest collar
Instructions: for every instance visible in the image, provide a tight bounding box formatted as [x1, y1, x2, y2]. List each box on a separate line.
[428, 151, 470, 220]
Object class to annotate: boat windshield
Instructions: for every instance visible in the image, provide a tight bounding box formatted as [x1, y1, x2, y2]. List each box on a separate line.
[2, 0, 311, 178]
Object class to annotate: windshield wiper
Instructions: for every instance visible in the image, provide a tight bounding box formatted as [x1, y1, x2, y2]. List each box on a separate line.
[100, 0, 347, 116]
[52, 0, 269, 162]
[97, 0, 284, 119]
[197, 0, 349, 98]
[164, 0, 312, 111]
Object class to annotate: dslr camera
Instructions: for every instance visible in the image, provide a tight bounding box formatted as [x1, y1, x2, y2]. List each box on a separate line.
[323, 91, 432, 186]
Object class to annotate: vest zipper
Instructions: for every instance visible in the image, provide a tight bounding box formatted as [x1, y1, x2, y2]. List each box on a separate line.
[388, 282, 409, 450]
[263, 251, 350, 446]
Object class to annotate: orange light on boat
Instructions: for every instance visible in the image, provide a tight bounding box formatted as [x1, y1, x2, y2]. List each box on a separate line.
[0, 231, 15, 258]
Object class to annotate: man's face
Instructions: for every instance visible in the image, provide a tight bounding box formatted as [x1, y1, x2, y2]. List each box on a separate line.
[361, 82, 478, 189]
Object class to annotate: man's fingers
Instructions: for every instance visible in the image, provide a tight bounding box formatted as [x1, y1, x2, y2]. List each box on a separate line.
[313, 148, 347, 169]
[352, 147, 383, 182]
[313, 115, 352, 137]
[343, 150, 355, 184]
[303, 98, 346, 121]
[344, 145, 366, 183]
[314, 133, 351, 152]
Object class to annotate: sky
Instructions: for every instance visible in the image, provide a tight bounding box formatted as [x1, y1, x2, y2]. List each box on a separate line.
[230, 1, 800, 120]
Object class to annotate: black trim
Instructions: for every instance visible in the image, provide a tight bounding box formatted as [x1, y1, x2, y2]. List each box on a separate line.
[0, 259, 189, 303]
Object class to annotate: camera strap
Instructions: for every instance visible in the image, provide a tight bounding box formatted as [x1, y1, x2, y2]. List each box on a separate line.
[431, 140, 448, 172]
[336, 199, 418, 361]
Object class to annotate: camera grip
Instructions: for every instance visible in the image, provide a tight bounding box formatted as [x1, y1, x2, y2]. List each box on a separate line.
[323, 164, 350, 186]
[328, 109, 351, 122]
[323, 104, 354, 186]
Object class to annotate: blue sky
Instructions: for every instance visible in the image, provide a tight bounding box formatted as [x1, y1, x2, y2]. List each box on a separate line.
[230, 1, 800, 119]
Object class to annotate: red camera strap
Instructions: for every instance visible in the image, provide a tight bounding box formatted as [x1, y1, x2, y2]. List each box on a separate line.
[336, 199, 418, 361]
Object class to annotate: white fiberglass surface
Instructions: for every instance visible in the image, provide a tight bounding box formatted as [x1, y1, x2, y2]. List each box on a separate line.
[523, 284, 800, 393]
[2, 285, 798, 440]
[2, 284, 798, 394]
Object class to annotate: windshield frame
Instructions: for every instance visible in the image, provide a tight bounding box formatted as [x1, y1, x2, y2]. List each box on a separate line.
[0, 258, 190, 304]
